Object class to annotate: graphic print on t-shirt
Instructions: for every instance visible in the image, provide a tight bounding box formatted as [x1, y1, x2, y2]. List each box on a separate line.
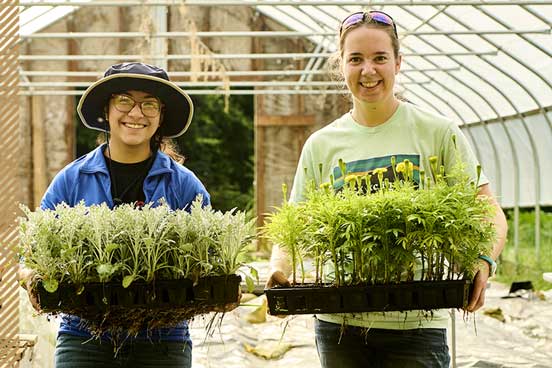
[333, 154, 421, 193]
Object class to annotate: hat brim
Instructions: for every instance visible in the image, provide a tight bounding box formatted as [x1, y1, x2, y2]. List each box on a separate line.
[77, 73, 193, 138]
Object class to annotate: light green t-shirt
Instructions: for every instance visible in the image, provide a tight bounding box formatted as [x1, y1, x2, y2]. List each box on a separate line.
[289, 101, 487, 329]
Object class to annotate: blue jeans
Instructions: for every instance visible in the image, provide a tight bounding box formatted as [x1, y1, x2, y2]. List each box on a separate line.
[315, 318, 450, 368]
[54, 334, 192, 368]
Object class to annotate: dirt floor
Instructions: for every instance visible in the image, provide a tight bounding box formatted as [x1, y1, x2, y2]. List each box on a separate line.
[19, 270, 552, 368]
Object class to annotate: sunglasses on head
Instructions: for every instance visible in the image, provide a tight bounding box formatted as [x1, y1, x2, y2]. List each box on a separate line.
[340, 10, 398, 38]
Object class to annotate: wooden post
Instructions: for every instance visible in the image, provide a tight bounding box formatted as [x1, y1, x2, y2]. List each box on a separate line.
[66, 14, 78, 162]
[252, 14, 266, 251]
[0, 1, 21, 366]
[31, 96, 48, 208]
[254, 97, 267, 251]
[254, 113, 314, 252]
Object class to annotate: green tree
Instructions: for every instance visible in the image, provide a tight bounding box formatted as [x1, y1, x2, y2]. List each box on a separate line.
[176, 94, 254, 212]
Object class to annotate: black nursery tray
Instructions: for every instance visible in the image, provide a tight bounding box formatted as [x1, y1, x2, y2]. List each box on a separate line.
[37, 275, 241, 315]
[265, 280, 472, 315]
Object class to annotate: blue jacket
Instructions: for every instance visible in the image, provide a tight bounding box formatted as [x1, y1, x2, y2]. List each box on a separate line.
[42, 144, 209, 210]
[41, 144, 210, 344]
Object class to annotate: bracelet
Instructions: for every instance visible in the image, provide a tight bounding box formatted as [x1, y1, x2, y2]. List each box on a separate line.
[478, 255, 497, 276]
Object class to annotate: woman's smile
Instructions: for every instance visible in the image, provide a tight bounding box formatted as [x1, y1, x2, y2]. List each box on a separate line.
[121, 121, 148, 130]
[359, 80, 382, 89]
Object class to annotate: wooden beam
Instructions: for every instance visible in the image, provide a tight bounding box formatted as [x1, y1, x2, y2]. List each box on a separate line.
[256, 114, 315, 127]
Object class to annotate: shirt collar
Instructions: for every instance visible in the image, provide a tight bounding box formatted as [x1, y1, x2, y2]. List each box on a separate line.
[79, 144, 174, 177]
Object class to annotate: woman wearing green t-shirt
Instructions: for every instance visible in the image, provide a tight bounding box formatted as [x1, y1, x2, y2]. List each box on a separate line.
[267, 10, 508, 368]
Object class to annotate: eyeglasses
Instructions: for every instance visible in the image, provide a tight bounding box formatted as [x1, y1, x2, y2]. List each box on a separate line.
[339, 10, 398, 38]
[111, 94, 162, 118]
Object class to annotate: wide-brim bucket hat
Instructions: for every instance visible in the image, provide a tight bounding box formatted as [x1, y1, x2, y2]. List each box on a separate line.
[77, 62, 193, 138]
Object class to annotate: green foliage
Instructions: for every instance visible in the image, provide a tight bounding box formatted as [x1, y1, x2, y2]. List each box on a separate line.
[497, 209, 552, 291]
[18, 199, 256, 292]
[264, 155, 496, 287]
[76, 126, 101, 157]
[176, 94, 254, 212]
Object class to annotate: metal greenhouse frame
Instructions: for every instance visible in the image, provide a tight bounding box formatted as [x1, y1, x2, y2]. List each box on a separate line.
[1, 1, 551, 366]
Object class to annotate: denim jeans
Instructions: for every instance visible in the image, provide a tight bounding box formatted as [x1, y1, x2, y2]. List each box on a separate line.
[54, 334, 192, 368]
[315, 318, 450, 368]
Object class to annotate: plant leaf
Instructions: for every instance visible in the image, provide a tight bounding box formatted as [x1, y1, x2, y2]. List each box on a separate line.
[96, 263, 116, 282]
[42, 278, 59, 293]
[122, 275, 135, 288]
[249, 267, 259, 283]
[106, 243, 119, 253]
[245, 275, 255, 293]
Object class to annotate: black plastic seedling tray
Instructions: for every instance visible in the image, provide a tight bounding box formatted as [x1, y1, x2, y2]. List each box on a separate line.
[265, 280, 472, 315]
[37, 274, 241, 313]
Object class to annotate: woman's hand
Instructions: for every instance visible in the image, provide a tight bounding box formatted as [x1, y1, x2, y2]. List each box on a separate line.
[265, 270, 291, 289]
[265, 271, 291, 317]
[465, 259, 490, 312]
[17, 265, 41, 312]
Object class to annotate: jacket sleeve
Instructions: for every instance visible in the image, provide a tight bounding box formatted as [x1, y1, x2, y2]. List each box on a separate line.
[197, 184, 211, 207]
[40, 170, 71, 210]
[175, 168, 211, 210]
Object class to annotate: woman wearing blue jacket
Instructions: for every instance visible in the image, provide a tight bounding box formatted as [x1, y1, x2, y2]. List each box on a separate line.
[24, 62, 211, 367]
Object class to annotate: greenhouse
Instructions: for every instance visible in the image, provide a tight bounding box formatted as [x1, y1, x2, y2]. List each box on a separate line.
[0, 1, 551, 367]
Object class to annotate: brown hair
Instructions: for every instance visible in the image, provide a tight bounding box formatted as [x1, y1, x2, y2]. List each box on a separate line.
[161, 140, 185, 164]
[328, 13, 401, 82]
[150, 131, 186, 164]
